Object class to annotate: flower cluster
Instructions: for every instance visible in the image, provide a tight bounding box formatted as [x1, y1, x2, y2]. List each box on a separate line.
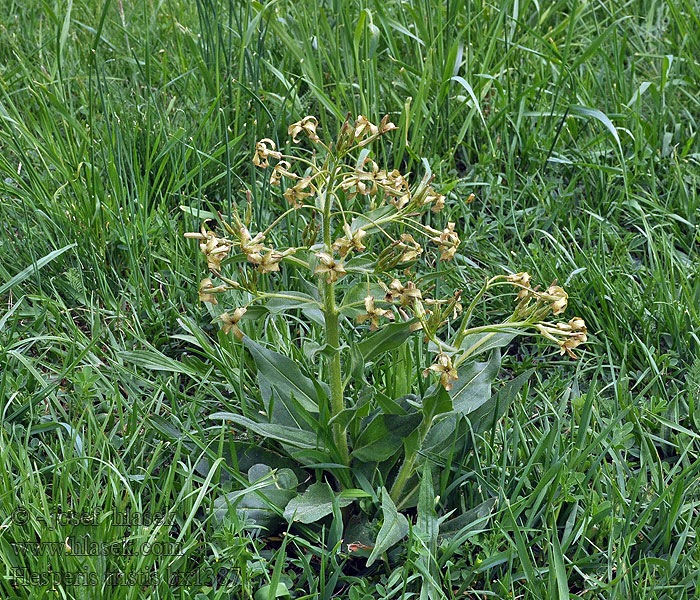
[537, 317, 588, 358]
[185, 112, 587, 399]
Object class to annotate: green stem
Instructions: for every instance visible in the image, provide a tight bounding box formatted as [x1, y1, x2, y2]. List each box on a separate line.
[453, 321, 530, 368]
[389, 409, 432, 503]
[323, 285, 349, 465]
[319, 159, 350, 466]
[454, 276, 503, 347]
[389, 453, 417, 504]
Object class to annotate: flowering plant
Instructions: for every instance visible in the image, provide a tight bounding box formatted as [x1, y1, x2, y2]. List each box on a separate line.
[185, 113, 586, 521]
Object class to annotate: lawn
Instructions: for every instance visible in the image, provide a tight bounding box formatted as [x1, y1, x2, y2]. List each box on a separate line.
[1, 0, 699, 598]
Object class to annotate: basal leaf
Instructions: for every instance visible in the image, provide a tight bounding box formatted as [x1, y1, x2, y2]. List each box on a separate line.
[352, 415, 401, 462]
[283, 481, 352, 524]
[243, 337, 321, 412]
[210, 413, 319, 449]
[416, 462, 438, 543]
[366, 488, 409, 566]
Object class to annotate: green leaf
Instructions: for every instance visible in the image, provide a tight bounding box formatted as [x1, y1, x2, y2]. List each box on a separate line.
[0, 243, 76, 297]
[266, 292, 325, 327]
[357, 320, 417, 362]
[450, 75, 489, 134]
[416, 463, 440, 600]
[366, 488, 409, 567]
[119, 350, 200, 377]
[457, 331, 515, 357]
[569, 104, 622, 156]
[265, 292, 319, 311]
[213, 464, 298, 530]
[243, 337, 321, 412]
[352, 408, 421, 462]
[551, 522, 570, 600]
[374, 391, 411, 415]
[254, 583, 290, 600]
[28, 421, 83, 457]
[349, 205, 395, 234]
[351, 417, 396, 462]
[210, 413, 319, 449]
[450, 350, 501, 415]
[179, 205, 219, 220]
[344, 256, 376, 274]
[437, 498, 497, 543]
[421, 387, 453, 429]
[283, 482, 353, 524]
[467, 369, 533, 436]
[0, 295, 24, 332]
[352, 414, 412, 462]
[340, 282, 387, 317]
[416, 462, 438, 543]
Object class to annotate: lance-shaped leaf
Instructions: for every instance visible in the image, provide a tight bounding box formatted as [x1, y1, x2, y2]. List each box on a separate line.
[210, 413, 318, 449]
[283, 481, 353, 524]
[466, 369, 533, 436]
[457, 331, 516, 358]
[366, 488, 409, 566]
[243, 337, 321, 412]
[357, 320, 417, 363]
[450, 350, 501, 415]
[352, 412, 422, 462]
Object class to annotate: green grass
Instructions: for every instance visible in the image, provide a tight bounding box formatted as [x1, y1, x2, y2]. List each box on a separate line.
[1, 0, 699, 598]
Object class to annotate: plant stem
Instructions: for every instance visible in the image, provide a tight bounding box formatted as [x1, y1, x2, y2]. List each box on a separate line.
[389, 453, 417, 504]
[390, 408, 432, 503]
[320, 160, 350, 466]
[323, 284, 349, 466]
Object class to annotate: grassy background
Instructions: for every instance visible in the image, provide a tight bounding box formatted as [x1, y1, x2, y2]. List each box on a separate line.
[1, 0, 699, 598]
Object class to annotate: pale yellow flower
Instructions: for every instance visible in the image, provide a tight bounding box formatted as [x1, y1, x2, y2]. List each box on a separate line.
[429, 190, 446, 213]
[252, 138, 281, 168]
[314, 252, 347, 283]
[381, 169, 411, 208]
[256, 250, 284, 274]
[544, 285, 568, 315]
[385, 279, 422, 306]
[422, 353, 459, 391]
[397, 234, 423, 263]
[433, 223, 460, 261]
[536, 317, 587, 358]
[220, 307, 247, 339]
[353, 115, 379, 140]
[288, 116, 320, 144]
[270, 160, 297, 186]
[356, 295, 395, 331]
[198, 278, 226, 304]
[378, 114, 398, 134]
[239, 226, 265, 256]
[341, 159, 384, 199]
[283, 176, 314, 209]
[333, 224, 367, 257]
[199, 233, 232, 271]
[507, 272, 532, 299]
